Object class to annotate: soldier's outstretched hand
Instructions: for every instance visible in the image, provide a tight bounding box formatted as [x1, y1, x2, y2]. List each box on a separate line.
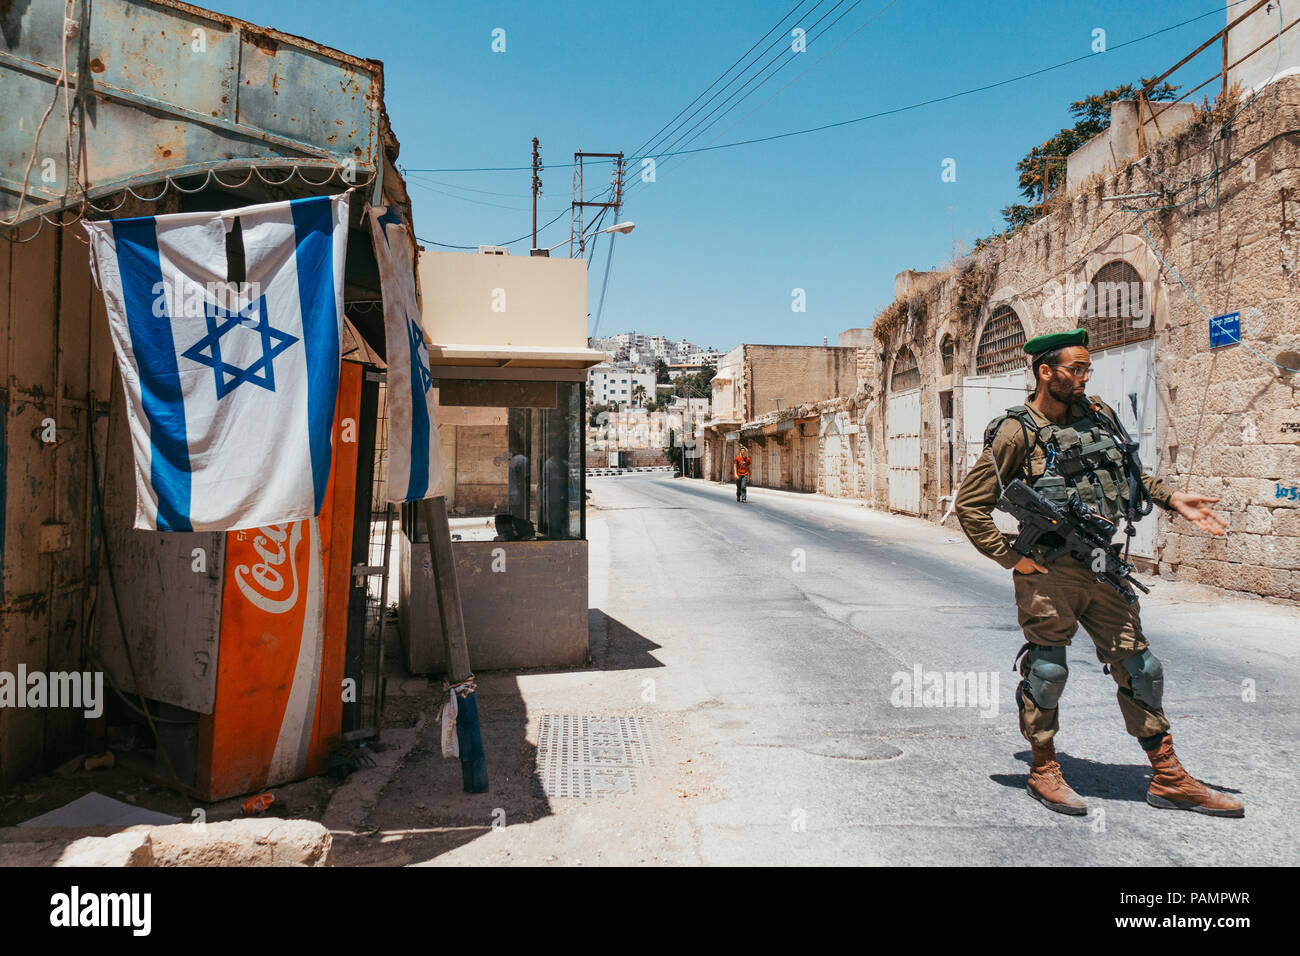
[1170, 492, 1228, 536]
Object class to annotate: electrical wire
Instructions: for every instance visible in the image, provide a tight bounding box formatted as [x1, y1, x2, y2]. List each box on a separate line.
[407, 0, 1240, 178]
[407, 177, 566, 213]
[628, 0, 818, 162]
[637, 0, 901, 193]
[1122, 0, 1299, 373]
[637, 0, 863, 177]
[591, 228, 619, 338]
[626, 0, 887, 200]
[417, 203, 570, 250]
[634, 0, 842, 165]
[1, 0, 78, 228]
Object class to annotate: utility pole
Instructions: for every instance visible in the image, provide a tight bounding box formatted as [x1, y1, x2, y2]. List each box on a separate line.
[531, 137, 542, 249]
[420, 498, 488, 793]
[570, 151, 625, 257]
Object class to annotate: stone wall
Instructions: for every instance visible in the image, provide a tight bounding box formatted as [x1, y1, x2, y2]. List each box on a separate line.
[744, 345, 858, 419]
[866, 76, 1300, 600]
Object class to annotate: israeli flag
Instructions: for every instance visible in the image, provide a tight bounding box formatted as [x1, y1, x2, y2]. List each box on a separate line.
[367, 204, 444, 502]
[84, 194, 348, 531]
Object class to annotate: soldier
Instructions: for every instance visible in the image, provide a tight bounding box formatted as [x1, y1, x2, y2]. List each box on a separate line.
[954, 327, 1243, 818]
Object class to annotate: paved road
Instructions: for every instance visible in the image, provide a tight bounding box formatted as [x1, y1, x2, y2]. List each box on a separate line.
[583, 473, 1299, 866]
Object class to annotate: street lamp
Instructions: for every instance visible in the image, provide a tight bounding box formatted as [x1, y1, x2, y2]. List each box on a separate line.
[531, 221, 635, 256]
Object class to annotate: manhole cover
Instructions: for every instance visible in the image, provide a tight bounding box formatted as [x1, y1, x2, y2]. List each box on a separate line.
[533, 715, 656, 799]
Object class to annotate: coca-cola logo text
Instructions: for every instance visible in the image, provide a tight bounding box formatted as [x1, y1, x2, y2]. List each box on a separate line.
[234, 522, 303, 614]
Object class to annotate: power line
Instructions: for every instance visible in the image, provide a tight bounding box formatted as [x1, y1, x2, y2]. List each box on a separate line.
[404, 174, 544, 199]
[407, 1, 1236, 176]
[632, 1, 834, 163]
[630, 0, 900, 194]
[627, 0, 816, 161]
[626, 0, 1234, 168]
[591, 229, 619, 338]
[407, 177, 566, 213]
[627, 0, 894, 199]
[640, 0, 859, 168]
[416, 203, 570, 250]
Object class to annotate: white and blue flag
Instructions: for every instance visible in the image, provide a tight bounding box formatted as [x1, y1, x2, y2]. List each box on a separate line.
[84, 194, 348, 531]
[367, 204, 444, 502]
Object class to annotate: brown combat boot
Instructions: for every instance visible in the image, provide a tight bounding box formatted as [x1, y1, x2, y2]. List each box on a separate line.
[1027, 741, 1087, 815]
[1145, 735, 1244, 818]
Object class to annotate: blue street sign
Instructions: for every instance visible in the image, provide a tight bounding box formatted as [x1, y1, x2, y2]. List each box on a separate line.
[1209, 311, 1240, 349]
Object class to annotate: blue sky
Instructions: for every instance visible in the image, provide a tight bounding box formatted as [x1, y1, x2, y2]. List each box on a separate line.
[214, 0, 1229, 352]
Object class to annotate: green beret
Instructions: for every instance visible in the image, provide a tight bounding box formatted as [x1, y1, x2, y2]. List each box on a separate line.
[1023, 327, 1089, 357]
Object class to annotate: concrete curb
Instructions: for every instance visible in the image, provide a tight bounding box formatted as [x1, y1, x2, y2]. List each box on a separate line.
[0, 819, 333, 867]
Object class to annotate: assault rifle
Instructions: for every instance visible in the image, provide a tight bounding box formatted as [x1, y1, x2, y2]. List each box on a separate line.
[996, 478, 1151, 605]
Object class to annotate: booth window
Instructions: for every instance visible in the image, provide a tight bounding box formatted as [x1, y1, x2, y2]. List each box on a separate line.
[402, 379, 584, 542]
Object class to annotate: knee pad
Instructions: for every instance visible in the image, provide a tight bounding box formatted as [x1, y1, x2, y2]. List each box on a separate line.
[1021, 644, 1068, 709]
[1121, 649, 1164, 708]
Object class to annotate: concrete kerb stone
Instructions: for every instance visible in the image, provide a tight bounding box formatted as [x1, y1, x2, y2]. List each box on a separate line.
[320, 716, 428, 837]
[0, 818, 333, 866]
[143, 819, 332, 867]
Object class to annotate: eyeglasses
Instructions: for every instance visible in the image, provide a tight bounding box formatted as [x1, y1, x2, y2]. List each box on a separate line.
[1049, 363, 1092, 379]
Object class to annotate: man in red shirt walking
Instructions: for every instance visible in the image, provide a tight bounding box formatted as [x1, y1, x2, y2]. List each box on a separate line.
[733, 446, 751, 502]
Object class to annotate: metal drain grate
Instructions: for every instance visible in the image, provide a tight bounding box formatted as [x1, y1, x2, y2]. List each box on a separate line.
[533, 715, 656, 799]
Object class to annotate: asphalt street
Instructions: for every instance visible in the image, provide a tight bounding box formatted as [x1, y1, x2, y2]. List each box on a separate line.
[579, 473, 1299, 866]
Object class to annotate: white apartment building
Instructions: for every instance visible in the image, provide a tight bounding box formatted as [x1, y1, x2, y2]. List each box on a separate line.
[588, 364, 658, 406]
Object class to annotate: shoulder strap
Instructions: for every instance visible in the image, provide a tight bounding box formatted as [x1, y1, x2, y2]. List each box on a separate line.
[982, 405, 1030, 450]
[983, 405, 1040, 493]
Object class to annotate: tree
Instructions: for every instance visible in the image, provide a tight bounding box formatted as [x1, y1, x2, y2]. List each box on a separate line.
[672, 362, 716, 401]
[632, 383, 647, 407]
[990, 78, 1179, 238]
[655, 358, 671, 384]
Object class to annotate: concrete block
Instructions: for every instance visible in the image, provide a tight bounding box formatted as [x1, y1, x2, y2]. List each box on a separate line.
[144, 819, 332, 867]
[55, 832, 154, 867]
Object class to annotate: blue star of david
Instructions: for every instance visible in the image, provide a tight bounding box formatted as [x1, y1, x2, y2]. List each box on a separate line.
[182, 294, 299, 400]
[407, 313, 433, 394]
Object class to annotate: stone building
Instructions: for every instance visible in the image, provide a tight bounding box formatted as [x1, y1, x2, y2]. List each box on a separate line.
[866, 74, 1300, 600]
[701, 344, 874, 494]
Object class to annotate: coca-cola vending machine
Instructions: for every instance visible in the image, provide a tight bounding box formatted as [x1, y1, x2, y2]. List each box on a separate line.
[97, 360, 382, 801]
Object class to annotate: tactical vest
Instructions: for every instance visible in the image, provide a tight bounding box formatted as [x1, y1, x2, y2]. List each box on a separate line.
[983, 400, 1132, 525]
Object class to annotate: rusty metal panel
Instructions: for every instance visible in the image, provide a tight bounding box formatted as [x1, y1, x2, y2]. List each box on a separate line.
[95, 376, 223, 714]
[2, 0, 382, 226]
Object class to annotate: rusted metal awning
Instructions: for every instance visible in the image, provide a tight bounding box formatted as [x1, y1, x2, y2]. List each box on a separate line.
[1, 0, 383, 227]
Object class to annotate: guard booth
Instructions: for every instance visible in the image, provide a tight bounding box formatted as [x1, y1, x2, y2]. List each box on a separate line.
[397, 249, 607, 672]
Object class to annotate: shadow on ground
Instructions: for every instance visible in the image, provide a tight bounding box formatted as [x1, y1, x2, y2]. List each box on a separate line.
[330, 609, 662, 865]
[990, 749, 1243, 803]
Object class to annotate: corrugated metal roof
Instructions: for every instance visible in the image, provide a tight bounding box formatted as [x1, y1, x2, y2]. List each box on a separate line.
[2, 0, 387, 227]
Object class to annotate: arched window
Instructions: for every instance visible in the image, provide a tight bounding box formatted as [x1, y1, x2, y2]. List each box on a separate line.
[891, 347, 920, 392]
[940, 335, 955, 376]
[1082, 260, 1152, 350]
[976, 305, 1026, 374]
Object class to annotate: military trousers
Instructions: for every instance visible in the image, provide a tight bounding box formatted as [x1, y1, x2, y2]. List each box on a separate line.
[1012, 557, 1171, 746]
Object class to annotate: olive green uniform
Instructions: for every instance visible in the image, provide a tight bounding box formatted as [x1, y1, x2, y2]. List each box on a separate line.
[954, 396, 1175, 746]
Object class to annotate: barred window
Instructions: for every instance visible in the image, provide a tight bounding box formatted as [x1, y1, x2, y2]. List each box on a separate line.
[891, 347, 920, 392]
[1082, 260, 1152, 350]
[976, 305, 1026, 375]
[940, 335, 955, 376]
